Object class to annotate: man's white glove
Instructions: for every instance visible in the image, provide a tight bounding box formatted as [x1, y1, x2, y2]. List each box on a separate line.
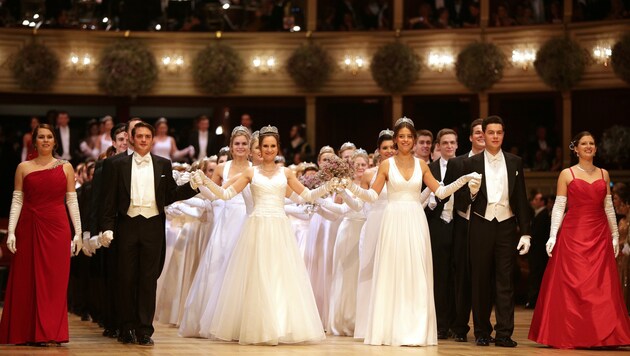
[66, 192, 83, 256]
[604, 195, 620, 257]
[188, 170, 201, 190]
[622, 242, 630, 256]
[82, 231, 93, 257]
[517, 235, 531, 255]
[100, 230, 114, 248]
[546, 195, 566, 257]
[89, 233, 102, 251]
[7, 191, 23, 254]
[468, 176, 481, 196]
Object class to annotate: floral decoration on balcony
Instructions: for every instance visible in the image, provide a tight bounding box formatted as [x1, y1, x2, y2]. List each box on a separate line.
[10, 42, 60, 92]
[611, 32, 630, 85]
[456, 42, 506, 93]
[370, 42, 420, 94]
[192, 43, 244, 96]
[98, 39, 158, 97]
[286, 43, 334, 92]
[534, 37, 588, 91]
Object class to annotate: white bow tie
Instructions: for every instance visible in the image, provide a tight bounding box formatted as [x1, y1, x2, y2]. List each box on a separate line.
[134, 154, 150, 165]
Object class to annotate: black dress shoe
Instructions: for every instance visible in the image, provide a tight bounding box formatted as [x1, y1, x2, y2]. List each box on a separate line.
[495, 337, 518, 347]
[137, 335, 154, 346]
[475, 337, 490, 346]
[80, 313, 90, 321]
[489, 336, 496, 343]
[119, 330, 136, 344]
[454, 333, 468, 342]
[437, 331, 449, 339]
[524, 302, 535, 309]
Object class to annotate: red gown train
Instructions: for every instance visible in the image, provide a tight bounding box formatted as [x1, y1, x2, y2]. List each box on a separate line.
[0, 164, 72, 344]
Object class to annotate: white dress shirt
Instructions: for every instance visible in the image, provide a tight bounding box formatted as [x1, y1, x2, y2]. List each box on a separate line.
[482, 150, 513, 222]
[127, 153, 159, 218]
[439, 158, 454, 223]
[59, 125, 71, 160]
[198, 130, 208, 160]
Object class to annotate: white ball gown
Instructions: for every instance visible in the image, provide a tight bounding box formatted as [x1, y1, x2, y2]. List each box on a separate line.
[205, 166, 325, 345]
[179, 160, 250, 337]
[364, 157, 437, 346]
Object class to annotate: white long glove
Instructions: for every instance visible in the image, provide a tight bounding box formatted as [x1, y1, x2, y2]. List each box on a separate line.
[7, 191, 23, 254]
[194, 170, 238, 200]
[434, 173, 481, 200]
[284, 204, 310, 220]
[604, 194, 620, 257]
[339, 190, 364, 212]
[66, 192, 83, 256]
[299, 181, 333, 203]
[288, 191, 306, 204]
[100, 230, 114, 248]
[347, 182, 379, 203]
[315, 198, 350, 215]
[546, 195, 567, 257]
[420, 187, 432, 208]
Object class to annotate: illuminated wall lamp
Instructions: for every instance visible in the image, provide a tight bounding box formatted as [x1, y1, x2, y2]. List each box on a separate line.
[161, 55, 184, 74]
[342, 56, 366, 75]
[68, 53, 94, 74]
[252, 56, 276, 74]
[592, 46, 612, 66]
[511, 49, 536, 70]
[427, 52, 454, 73]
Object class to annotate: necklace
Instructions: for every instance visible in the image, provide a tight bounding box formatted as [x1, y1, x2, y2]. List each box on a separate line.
[576, 164, 596, 173]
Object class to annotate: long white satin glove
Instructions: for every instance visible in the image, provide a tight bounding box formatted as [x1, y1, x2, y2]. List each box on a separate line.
[66, 192, 83, 256]
[604, 194, 620, 257]
[195, 170, 238, 200]
[299, 180, 333, 203]
[7, 191, 23, 254]
[435, 172, 481, 200]
[100, 230, 114, 248]
[546, 195, 567, 257]
[622, 242, 630, 256]
[82, 231, 93, 256]
[284, 204, 310, 220]
[339, 190, 364, 212]
[420, 187, 432, 208]
[468, 175, 482, 197]
[517, 235, 531, 255]
[347, 181, 378, 203]
[315, 198, 349, 215]
[288, 191, 306, 204]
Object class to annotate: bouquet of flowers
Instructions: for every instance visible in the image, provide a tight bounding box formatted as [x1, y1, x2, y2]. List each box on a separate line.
[317, 156, 354, 193]
[299, 173, 324, 216]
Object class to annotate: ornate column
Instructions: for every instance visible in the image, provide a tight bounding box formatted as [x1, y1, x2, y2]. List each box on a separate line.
[392, 94, 403, 126]
[562, 91, 572, 167]
[306, 95, 316, 148]
[478, 92, 489, 119]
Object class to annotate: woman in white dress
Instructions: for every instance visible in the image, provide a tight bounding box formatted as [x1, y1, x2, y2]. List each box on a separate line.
[323, 149, 370, 335]
[354, 129, 396, 339]
[151, 118, 194, 161]
[179, 126, 251, 337]
[192, 126, 331, 345]
[348, 117, 480, 346]
[98, 116, 114, 155]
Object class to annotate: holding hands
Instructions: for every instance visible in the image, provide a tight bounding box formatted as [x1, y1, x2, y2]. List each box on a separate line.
[468, 173, 482, 196]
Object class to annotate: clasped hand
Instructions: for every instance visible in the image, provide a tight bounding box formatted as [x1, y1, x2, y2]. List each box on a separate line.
[328, 177, 350, 194]
[467, 173, 483, 196]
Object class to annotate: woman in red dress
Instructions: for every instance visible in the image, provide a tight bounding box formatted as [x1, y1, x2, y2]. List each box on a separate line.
[0, 124, 83, 346]
[528, 131, 630, 349]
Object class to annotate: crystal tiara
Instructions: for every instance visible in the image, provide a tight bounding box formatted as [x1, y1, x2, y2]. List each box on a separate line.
[231, 125, 251, 137]
[319, 145, 335, 154]
[353, 148, 369, 158]
[379, 128, 394, 138]
[339, 141, 357, 152]
[260, 125, 279, 134]
[395, 116, 414, 128]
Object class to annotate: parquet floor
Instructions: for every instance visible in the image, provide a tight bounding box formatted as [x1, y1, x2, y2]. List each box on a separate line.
[1, 308, 628, 355]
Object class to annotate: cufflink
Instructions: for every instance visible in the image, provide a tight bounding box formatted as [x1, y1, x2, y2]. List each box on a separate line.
[160, 174, 166, 177]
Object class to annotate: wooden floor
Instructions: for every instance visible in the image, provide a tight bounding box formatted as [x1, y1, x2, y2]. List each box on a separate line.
[1, 308, 628, 355]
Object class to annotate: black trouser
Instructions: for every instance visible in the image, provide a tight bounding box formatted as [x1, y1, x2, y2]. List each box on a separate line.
[102, 239, 119, 331]
[428, 217, 455, 334]
[469, 214, 517, 339]
[117, 214, 164, 338]
[451, 213, 472, 335]
[526, 238, 548, 306]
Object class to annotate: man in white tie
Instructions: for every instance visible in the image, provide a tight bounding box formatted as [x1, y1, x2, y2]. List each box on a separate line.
[461, 116, 532, 347]
[100, 122, 199, 346]
[424, 128, 458, 339]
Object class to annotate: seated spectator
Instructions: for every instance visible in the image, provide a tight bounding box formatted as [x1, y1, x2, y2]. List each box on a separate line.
[409, 2, 435, 29]
[463, 1, 481, 27]
[516, 4, 536, 25]
[548, 0, 563, 24]
[448, 0, 472, 28]
[493, 3, 516, 26]
[435, 7, 452, 28]
[362, 0, 391, 30]
[550, 147, 563, 171]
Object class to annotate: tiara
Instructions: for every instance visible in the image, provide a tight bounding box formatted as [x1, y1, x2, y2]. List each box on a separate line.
[260, 125, 279, 135]
[218, 146, 230, 155]
[251, 130, 260, 139]
[395, 116, 414, 128]
[339, 142, 357, 152]
[352, 148, 369, 159]
[231, 125, 251, 137]
[379, 128, 394, 138]
[301, 162, 318, 171]
[319, 145, 335, 154]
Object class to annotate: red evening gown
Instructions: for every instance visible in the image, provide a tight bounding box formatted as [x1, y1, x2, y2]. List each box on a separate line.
[0, 163, 72, 344]
[528, 168, 630, 349]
